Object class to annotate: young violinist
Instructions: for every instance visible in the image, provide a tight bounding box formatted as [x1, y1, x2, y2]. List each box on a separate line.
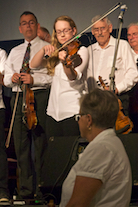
[30, 15, 89, 138]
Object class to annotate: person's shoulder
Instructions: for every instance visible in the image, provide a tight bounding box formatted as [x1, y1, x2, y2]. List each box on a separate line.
[79, 45, 88, 51]
[112, 35, 130, 48]
[36, 37, 49, 46]
[11, 42, 25, 51]
[79, 45, 89, 57]
[119, 38, 129, 44]
[0, 48, 7, 55]
[119, 38, 132, 51]
[9, 42, 25, 55]
[88, 42, 97, 51]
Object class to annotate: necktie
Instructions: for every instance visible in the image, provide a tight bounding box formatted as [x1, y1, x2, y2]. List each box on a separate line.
[20, 43, 31, 114]
[21, 43, 31, 73]
[20, 43, 31, 89]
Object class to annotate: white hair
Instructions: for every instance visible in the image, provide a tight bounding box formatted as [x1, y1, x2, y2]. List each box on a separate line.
[91, 15, 112, 28]
[127, 22, 138, 30]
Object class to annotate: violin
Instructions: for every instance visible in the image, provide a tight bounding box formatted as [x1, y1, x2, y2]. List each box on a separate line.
[45, 39, 80, 76]
[22, 85, 37, 130]
[21, 66, 37, 130]
[98, 76, 133, 134]
[63, 40, 80, 66]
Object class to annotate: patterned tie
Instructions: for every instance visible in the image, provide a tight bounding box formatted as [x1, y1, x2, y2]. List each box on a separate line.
[20, 43, 31, 89]
[21, 43, 31, 73]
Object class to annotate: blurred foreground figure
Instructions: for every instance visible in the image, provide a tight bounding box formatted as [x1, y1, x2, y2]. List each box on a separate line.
[60, 88, 132, 207]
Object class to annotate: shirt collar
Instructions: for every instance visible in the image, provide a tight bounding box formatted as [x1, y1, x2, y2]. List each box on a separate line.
[93, 35, 115, 50]
[92, 128, 116, 143]
[25, 36, 40, 46]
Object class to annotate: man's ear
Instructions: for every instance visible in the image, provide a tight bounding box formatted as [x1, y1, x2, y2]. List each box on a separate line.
[19, 26, 22, 34]
[37, 23, 40, 29]
[91, 28, 94, 35]
[109, 24, 113, 33]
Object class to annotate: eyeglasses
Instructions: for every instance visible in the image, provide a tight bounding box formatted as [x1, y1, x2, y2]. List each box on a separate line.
[75, 114, 85, 122]
[127, 32, 138, 38]
[56, 28, 72, 36]
[93, 27, 107, 34]
[20, 20, 36, 27]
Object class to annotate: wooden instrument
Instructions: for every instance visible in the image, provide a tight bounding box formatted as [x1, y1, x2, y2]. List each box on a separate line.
[63, 40, 80, 66]
[5, 67, 37, 148]
[21, 67, 37, 130]
[22, 84, 37, 130]
[98, 76, 133, 134]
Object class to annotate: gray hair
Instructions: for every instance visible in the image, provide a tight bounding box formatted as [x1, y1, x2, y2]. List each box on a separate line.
[80, 88, 119, 129]
[127, 22, 138, 30]
[91, 15, 112, 27]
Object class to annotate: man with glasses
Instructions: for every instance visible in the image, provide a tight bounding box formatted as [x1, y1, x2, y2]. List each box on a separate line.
[88, 16, 138, 119]
[4, 11, 52, 200]
[127, 23, 138, 132]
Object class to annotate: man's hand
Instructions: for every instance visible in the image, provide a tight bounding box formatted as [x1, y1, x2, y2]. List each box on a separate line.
[12, 73, 21, 84]
[20, 73, 33, 85]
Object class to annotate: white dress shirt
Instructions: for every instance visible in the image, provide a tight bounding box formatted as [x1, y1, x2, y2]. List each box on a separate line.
[88, 35, 138, 94]
[131, 48, 138, 64]
[0, 48, 7, 109]
[47, 46, 89, 121]
[4, 36, 52, 92]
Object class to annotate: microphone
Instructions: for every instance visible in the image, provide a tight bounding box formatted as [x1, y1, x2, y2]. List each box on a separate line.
[118, 4, 127, 20]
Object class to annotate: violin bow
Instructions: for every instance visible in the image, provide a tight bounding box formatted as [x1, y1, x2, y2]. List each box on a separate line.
[56, 2, 121, 52]
[5, 87, 20, 148]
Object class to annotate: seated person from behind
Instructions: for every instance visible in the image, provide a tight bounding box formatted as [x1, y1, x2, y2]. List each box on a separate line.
[59, 88, 132, 207]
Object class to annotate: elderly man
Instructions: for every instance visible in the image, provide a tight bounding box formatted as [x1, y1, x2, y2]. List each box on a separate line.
[88, 16, 138, 119]
[127, 22, 138, 60]
[127, 23, 138, 132]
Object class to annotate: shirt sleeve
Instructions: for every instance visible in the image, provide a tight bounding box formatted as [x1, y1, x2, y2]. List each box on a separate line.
[0, 49, 7, 74]
[75, 46, 89, 78]
[4, 50, 15, 88]
[31, 68, 52, 87]
[75, 142, 115, 183]
[116, 41, 138, 94]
